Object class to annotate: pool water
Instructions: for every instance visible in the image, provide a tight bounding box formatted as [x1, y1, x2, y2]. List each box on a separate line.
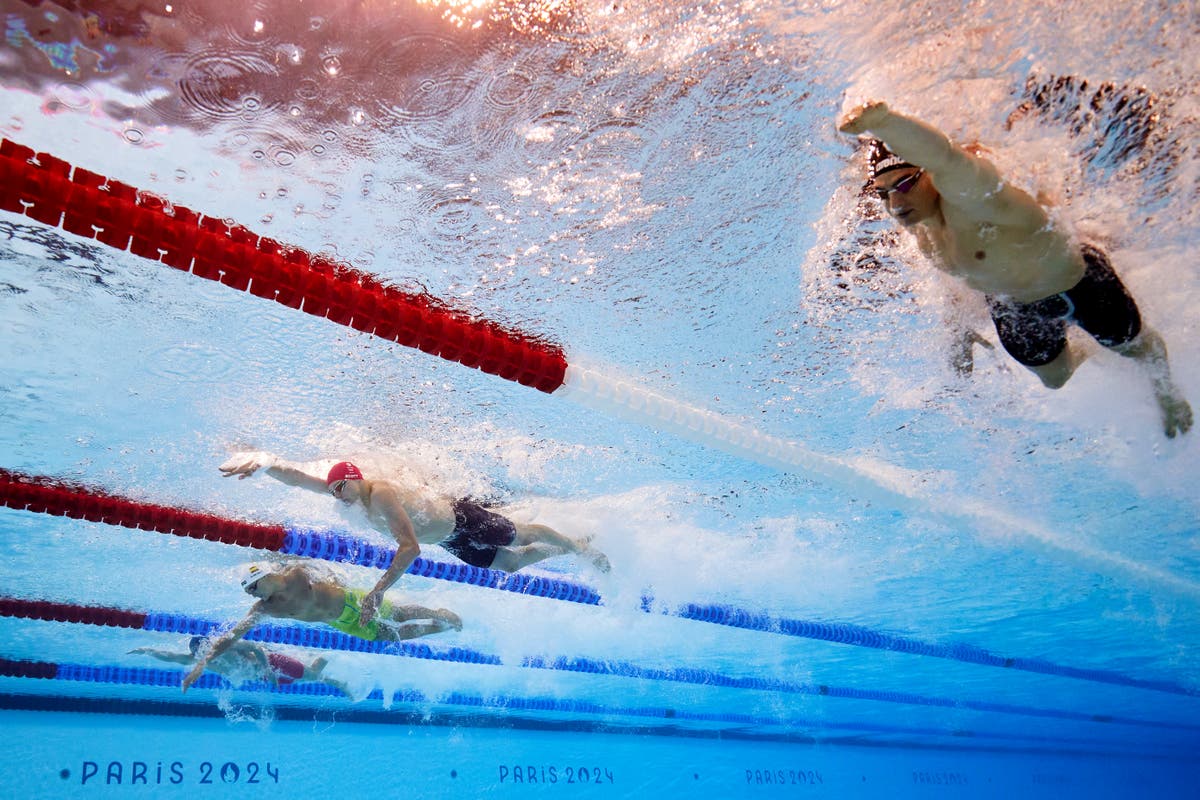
[1, 0, 1197, 797]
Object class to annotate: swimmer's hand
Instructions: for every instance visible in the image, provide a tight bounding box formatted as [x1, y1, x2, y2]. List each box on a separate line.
[181, 662, 206, 693]
[838, 101, 890, 135]
[950, 330, 994, 377]
[1157, 388, 1193, 439]
[357, 589, 382, 629]
[219, 451, 277, 480]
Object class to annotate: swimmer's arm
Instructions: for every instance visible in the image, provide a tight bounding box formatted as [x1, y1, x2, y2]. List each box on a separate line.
[181, 606, 263, 692]
[839, 101, 959, 173]
[128, 647, 192, 665]
[219, 451, 328, 494]
[932, 273, 995, 375]
[358, 486, 422, 626]
[839, 102, 1045, 227]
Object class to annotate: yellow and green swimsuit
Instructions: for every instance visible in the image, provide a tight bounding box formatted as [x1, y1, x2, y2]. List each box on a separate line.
[329, 590, 395, 641]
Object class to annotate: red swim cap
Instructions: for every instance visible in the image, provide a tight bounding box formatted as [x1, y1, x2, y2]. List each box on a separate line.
[326, 461, 364, 486]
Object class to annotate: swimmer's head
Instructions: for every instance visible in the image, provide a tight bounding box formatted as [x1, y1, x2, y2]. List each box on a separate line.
[867, 139, 915, 179]
[866, 140, 936, 226]
[326, 461, 364, 502]
[241, 562, 279, 595]
[188, 636, 205, 656]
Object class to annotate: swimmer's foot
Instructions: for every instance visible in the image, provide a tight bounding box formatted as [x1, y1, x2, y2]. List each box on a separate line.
[1156, 386, 1193, 438]
[434, 608, 463, 632]
[569, 536, 610, 573]
[585, 547, 611, 573]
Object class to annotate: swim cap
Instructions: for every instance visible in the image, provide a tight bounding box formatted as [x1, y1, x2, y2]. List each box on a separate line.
[868, 139, 915, 178]
[188, 636, 204, 655]
[240, 563, 277, 590]
[326, 461, 364, 486]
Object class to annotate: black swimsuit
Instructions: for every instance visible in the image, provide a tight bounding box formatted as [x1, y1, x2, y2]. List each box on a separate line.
[985, 245, 1142, 367]
[440, 499, 517, 569]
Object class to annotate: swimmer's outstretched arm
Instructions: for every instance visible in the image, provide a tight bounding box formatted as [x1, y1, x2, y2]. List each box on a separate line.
[181, 606, 264, 692]
[839, 101, 962, 173]
[838, 101, 1043, 226]
[219, 451, 328, 494]
[128, 647, 192, 665]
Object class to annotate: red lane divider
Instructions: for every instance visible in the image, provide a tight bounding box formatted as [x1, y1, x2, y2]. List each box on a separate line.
[0, 469, 285, 551]
[0, 138, 568, 393]
[0, 598, 147, 631]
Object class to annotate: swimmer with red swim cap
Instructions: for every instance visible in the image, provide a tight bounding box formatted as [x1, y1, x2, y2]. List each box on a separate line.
[324, 460, 364, 502]
[218, 451, 610, 628]
[837, 100, 1191, 438]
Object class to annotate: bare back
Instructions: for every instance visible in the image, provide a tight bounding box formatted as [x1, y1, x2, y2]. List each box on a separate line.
[258, 567, 346, 622]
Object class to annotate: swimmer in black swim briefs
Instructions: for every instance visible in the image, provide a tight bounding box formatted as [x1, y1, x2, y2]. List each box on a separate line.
[217, 454, 611, 604]
[442, 499, 519, 569]
[986, 245, 1142, 367]
[839, 101, 1192, 437]
[437, 499, 611, 573]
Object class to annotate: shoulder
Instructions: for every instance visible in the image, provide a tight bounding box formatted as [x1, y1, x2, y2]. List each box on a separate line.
[933, 156, 1045, 227]
[365, 479, 407, 505]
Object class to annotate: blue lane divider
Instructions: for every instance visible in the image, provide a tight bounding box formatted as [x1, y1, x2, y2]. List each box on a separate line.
[22, 661, 1189, 753]
[8, 680, 1180, 759]
[281, 526, 603, 605]
[282, 524, 1199, 698]
[663, 600, 1199, 697]
[109, 608, 1200, 732]
[140, 611, 502, 664]
[47, 662, 765, 725]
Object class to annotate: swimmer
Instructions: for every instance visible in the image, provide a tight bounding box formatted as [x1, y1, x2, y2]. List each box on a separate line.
[217, 452, 611, 629]
[181, 562, 462, 692]
[132, 636, 350, 696]
[837, 101, 1192, 438]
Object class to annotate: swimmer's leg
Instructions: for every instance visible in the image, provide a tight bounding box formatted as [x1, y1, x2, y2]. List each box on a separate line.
[303, 656, 329, 681]
[491, 543, 569, 572]
[502, 522, 611, 572]
[302, 657, 352, 697]
[1112, 328, 1193, 438]
[377, 605, 463, 641]
[1027, 342, 1089, 390]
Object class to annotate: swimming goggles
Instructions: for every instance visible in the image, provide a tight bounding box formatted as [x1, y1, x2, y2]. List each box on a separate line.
[329, 479, 347, 497]
[874, 169, 923, 200]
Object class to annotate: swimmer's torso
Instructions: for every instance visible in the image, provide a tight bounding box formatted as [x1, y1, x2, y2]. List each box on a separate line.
[361, 479, 457, 543]
[260, 568, 346, 622]
[918, 189, 1086, 302]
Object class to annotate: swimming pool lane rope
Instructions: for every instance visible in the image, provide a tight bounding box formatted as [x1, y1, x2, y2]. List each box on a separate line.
[0, 137, 888, 485]
[1, 597, 1195, 735]
[14, 137, 1193, 602]
[3, 468, 1197, 700]
[2, 658, 1177, 756]
[0, 656, 787, 731]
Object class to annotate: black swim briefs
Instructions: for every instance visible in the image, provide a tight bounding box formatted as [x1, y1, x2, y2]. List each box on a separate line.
[440, 499, 517, 569]
[985, 245, 1142, 367]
